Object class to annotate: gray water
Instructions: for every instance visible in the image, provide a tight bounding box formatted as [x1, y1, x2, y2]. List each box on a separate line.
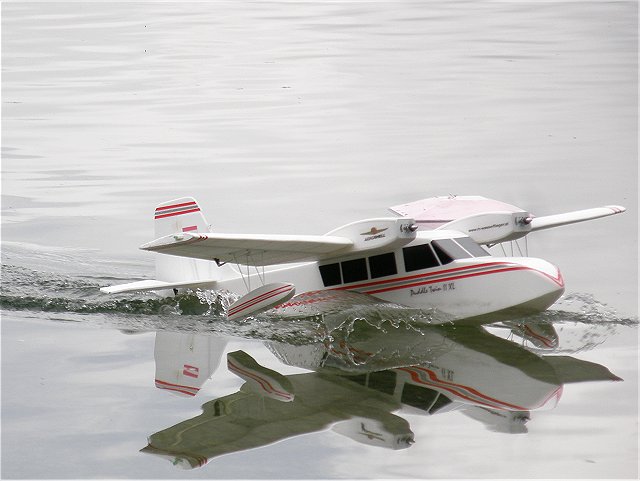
[1, 2, 638, 479]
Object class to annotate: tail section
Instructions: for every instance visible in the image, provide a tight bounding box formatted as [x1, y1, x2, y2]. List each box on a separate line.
[153, 197, 225, 284]
[101, 197, 233, 294]
[154, 197, 210, 238]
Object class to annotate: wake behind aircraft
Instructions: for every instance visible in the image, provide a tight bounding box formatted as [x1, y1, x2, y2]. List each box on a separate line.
[101, 195, 625, 323]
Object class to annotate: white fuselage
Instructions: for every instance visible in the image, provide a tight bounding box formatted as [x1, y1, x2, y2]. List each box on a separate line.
[214, 230, 565, 322]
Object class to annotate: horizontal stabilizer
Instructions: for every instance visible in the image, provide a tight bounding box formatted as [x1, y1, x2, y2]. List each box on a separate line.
[140, 232, 353, 266]
[100, 278, 218, 294]
[529, 206, 626, 232]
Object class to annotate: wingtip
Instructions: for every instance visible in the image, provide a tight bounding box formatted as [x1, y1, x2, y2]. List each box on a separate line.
[605, 205, 626, 214]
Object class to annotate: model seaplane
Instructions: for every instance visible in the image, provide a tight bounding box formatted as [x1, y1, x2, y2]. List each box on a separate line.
[101, 196, 625, 322]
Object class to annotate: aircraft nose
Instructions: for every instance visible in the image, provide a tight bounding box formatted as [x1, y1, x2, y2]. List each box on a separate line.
[524, 258, 564, 288]
[517, 257, 565, 308]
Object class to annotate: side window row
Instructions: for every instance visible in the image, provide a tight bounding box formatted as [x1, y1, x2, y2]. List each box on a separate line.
[319, 237, 489, 286]
[320, 252, 397, 287]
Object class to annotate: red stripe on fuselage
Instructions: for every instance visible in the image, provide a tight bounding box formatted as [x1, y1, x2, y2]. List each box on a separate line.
[398, 366, 528, 411]
[330, 261, 562, 295]
[333, 262, 510, 292]
[367, 266, 527, 295]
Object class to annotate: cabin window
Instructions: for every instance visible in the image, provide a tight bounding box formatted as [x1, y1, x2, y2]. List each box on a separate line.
[431, 242, 453, 264]
[319, 263, 342, 287]
[341, 258, 368, 284]
[403, 244, 440, 272]
[429, 393, 453, 414]
[432, 239, 471, 264]
[455, 236, 491, 257]
[401, 383, 439, 411]
[368, 252, 397, 278]
[367, 370, 397, 396]
[343, 374, 368, 387]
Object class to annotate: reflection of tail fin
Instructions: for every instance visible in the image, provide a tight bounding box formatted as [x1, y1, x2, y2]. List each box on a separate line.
[153, 197, 224, 283]
[154, 331, 228, 397]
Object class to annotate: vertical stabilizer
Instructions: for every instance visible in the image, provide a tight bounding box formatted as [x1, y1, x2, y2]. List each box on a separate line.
[154, 197, 210, 238]
[153, 197, 223, 283]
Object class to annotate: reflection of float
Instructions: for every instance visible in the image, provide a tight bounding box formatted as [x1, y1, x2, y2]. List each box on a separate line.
[141, 321, 621, 469]
[227, 350, 294, 402]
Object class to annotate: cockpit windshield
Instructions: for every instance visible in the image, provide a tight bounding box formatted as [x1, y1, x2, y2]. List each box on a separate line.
[402, 236, 490, 272]
[454, 236, 491, 257]
[432, 237, 490, 261]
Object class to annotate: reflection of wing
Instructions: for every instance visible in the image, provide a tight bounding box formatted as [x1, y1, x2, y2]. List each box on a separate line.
[141, 232, 352, 266]
[331, 416, 414, 449]
[461, 407, 530, 434]
[542, 356, 623, 383]
[142, 357, 407, 469]
[154, 332, 228, 397]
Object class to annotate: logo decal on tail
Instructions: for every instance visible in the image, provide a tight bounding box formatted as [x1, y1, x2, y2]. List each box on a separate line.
[155, 201, 201, 219]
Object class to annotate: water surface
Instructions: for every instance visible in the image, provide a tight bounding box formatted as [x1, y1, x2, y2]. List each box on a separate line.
[2, 1, 637, 479]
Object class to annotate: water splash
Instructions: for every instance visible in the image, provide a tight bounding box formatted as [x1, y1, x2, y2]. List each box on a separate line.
[548, 292, 637, 326]
[2, 264, 636, 350]
[483, 293, 638, 355]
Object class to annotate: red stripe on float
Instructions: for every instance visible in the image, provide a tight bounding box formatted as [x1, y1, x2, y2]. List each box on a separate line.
[227, 360, 292, 400]
[228, 285, 293, 316]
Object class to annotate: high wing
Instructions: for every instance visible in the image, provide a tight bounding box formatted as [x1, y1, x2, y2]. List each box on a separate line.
[140, 232, 353, 266]
[390, 196, 626, 244]
[528, 206, 626, 231]
[389, 196, 526, 229]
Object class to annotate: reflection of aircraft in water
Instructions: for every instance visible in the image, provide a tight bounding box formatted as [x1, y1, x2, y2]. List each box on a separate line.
[141, 322, 621, 469]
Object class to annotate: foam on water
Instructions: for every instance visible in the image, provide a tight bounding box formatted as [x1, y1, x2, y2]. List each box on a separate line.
[2, 258, 636, 353]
